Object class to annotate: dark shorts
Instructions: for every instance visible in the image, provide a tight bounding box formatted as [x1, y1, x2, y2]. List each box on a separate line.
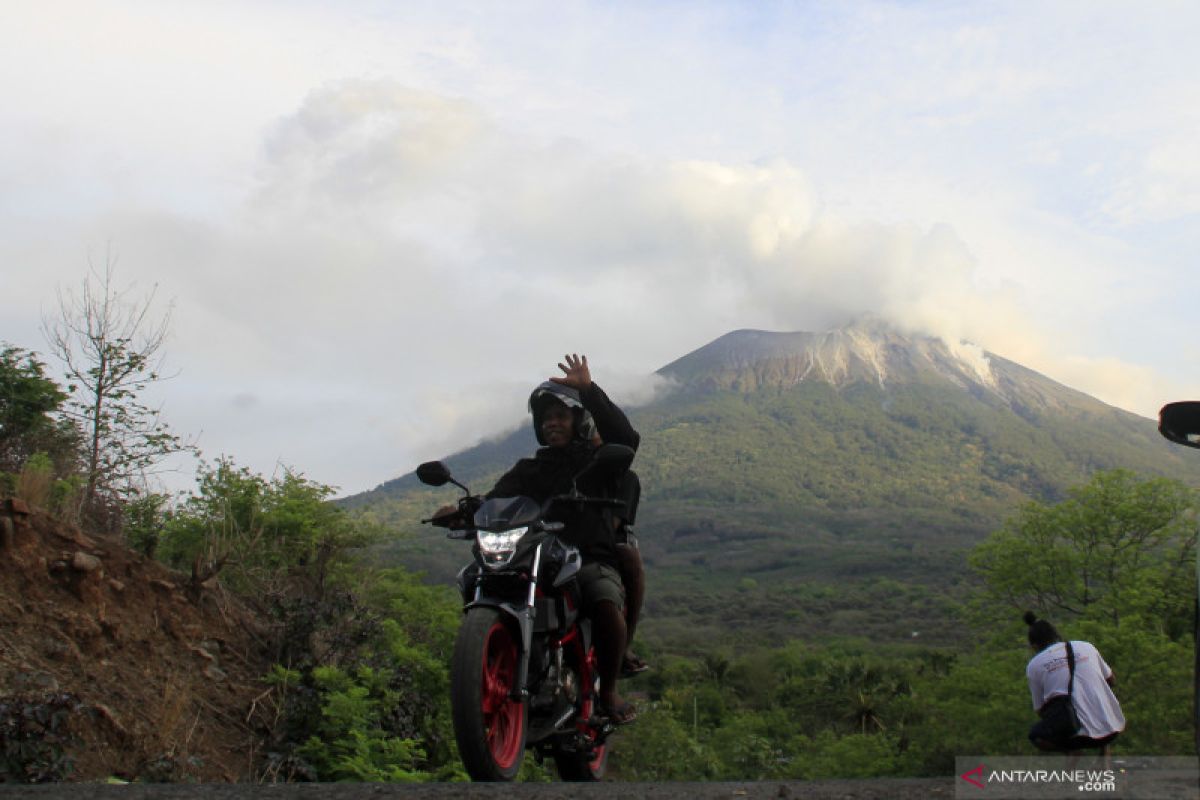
[1030, 697, 1120, 751]
[577, 561, 624, 615]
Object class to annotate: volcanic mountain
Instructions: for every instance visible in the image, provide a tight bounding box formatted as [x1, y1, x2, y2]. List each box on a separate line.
[346, 320, 1198, 646]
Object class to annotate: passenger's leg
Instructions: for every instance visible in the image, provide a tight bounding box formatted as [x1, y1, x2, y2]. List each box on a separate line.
[593, 599, 631, 718]
[580, 562, 635, 722]
[615, 543, 647, 674]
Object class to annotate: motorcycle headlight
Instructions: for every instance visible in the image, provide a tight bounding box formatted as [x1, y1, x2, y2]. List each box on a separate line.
[477, 526, 527, 568]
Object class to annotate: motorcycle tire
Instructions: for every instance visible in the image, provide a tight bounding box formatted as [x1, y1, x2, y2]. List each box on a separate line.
[451, 607, 528, 781]
[554, 742, 608, 781]
[553, 652, 608, 781]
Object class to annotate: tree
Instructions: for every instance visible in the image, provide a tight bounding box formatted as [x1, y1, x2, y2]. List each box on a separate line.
[969, 468, 1197, 634]
[159, 457, 378, 599]
[0, 344, 77, 473]
[42, 256, 189, 512]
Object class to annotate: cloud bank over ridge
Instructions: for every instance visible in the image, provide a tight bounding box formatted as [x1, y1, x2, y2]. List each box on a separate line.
[5, 2, 1199, 493]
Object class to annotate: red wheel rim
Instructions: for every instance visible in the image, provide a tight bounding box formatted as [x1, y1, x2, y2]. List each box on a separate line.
[481, 621, 523, 769]
[581, 646, 604, 774]
[588, 741, 607, 773]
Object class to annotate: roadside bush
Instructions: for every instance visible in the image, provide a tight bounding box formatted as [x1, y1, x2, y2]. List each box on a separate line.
[0, 693, 82, 783]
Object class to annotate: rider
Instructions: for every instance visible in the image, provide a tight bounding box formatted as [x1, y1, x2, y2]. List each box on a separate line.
[486, 354, 640, 724]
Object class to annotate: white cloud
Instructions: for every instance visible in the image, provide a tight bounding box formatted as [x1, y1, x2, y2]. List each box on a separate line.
[5, 2, 1200, 493]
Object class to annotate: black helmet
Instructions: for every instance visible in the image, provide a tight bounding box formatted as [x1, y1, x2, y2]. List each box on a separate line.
[529, 381, 596, 446]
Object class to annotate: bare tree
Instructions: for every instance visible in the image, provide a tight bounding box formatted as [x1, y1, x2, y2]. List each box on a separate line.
[42, 251, 190, 514]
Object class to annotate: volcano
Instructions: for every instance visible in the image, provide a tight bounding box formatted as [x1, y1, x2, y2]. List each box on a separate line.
[344, 320, 1198, 646]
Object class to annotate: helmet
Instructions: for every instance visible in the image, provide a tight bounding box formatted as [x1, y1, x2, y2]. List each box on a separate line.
[528, 381, 596, 446]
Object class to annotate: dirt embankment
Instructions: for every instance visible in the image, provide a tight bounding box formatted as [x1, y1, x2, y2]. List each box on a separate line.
[0, 498, 276, 782]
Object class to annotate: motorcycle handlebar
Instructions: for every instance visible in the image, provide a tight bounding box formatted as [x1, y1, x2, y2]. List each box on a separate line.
[422, 494, 624, 529]
[422, 495, 482, 528]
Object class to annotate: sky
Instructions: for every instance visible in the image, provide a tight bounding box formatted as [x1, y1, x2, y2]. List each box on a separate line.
[4, 1, 1200, 496]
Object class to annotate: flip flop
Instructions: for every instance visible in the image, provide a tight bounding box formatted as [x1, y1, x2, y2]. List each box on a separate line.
[597, 700, 638, 726]
[620, 653, 649, 678]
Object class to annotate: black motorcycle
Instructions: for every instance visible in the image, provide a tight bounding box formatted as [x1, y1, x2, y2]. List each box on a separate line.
[416, 443, 634, 781]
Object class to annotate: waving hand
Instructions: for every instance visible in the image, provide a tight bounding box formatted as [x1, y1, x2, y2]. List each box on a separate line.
[550, 353, 593, 391]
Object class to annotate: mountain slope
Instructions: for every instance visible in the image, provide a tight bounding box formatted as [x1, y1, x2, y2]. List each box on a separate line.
[346, 321, 1200, 647]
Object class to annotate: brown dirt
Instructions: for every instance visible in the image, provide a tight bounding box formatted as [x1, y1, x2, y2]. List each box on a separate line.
[0, 499, 277, 782]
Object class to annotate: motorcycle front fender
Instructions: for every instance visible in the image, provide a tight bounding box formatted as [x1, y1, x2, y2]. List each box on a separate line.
[464, 597, 535, 699]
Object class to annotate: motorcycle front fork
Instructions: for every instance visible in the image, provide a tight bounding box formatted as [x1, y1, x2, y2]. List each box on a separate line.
[509, 542, 543, 700]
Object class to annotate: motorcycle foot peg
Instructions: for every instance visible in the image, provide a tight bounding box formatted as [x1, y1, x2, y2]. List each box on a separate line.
[586, 716, 616, 737]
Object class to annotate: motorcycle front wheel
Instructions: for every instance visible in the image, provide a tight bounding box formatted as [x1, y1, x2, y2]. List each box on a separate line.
[451, 607, 528, 781]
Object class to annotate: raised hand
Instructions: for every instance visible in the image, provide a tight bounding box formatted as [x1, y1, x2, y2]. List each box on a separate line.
[550, 353, 592, 391]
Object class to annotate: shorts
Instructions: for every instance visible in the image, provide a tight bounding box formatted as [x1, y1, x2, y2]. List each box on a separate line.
[577, 561, 624, 615]
[1029, 697, 1120, 751]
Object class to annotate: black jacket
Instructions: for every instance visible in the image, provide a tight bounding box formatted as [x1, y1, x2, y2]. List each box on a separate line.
[487, 382, 639, 567]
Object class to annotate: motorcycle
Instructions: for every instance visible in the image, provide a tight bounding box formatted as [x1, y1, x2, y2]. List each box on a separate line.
[416, 443, 635, 782]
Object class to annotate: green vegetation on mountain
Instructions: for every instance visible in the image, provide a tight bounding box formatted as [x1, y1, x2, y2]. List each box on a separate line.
[345, 324, 1200, 650]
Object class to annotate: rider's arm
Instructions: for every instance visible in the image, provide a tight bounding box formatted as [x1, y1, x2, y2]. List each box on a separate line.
[550, 354, 639, 452]
[580, 382, 640, 452]
[486, 460, 533, 499]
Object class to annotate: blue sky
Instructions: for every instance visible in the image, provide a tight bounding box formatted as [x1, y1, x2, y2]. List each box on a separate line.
[3, 1, 1199, 494]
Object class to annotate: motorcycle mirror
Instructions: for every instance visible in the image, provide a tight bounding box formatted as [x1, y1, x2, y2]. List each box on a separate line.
[416, 461, 453, 486]
[1159, 402, 1200, 449]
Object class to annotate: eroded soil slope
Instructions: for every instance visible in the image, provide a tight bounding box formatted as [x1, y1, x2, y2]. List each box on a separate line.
[0, 499, 275, 782]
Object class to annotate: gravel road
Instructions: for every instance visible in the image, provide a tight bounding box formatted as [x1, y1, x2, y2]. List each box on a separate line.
[4, 772, 1198, 799]
[0, 779, 956, 800]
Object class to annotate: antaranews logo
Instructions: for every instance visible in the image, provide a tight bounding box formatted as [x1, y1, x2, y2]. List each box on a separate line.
[960, 764, 985, 789]
[955, 757, 1124, 798]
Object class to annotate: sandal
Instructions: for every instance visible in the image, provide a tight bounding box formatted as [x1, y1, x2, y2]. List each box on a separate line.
[597, 700, 638, 726]
[620, 652, 650, 678]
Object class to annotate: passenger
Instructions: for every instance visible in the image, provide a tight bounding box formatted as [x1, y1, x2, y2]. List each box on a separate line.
[612, 468, 648, 677]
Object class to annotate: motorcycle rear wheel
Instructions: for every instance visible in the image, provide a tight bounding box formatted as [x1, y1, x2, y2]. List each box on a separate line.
[553, 651, 608, 781]
[554, 742, 608, 781]
[451, 607, 528, 781]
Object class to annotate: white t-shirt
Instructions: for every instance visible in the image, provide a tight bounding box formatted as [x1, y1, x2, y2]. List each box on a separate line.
[1026, 640, 1125, 738]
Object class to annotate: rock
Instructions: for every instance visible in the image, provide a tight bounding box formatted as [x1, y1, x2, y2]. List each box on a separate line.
[191, 644, 216, 662]
[42, 635, 81, 663]
[108, 579, 125, 593]
[72, 551, 103, 573]
[203, 664, 227, 682]
[150, 579, 177, 593]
